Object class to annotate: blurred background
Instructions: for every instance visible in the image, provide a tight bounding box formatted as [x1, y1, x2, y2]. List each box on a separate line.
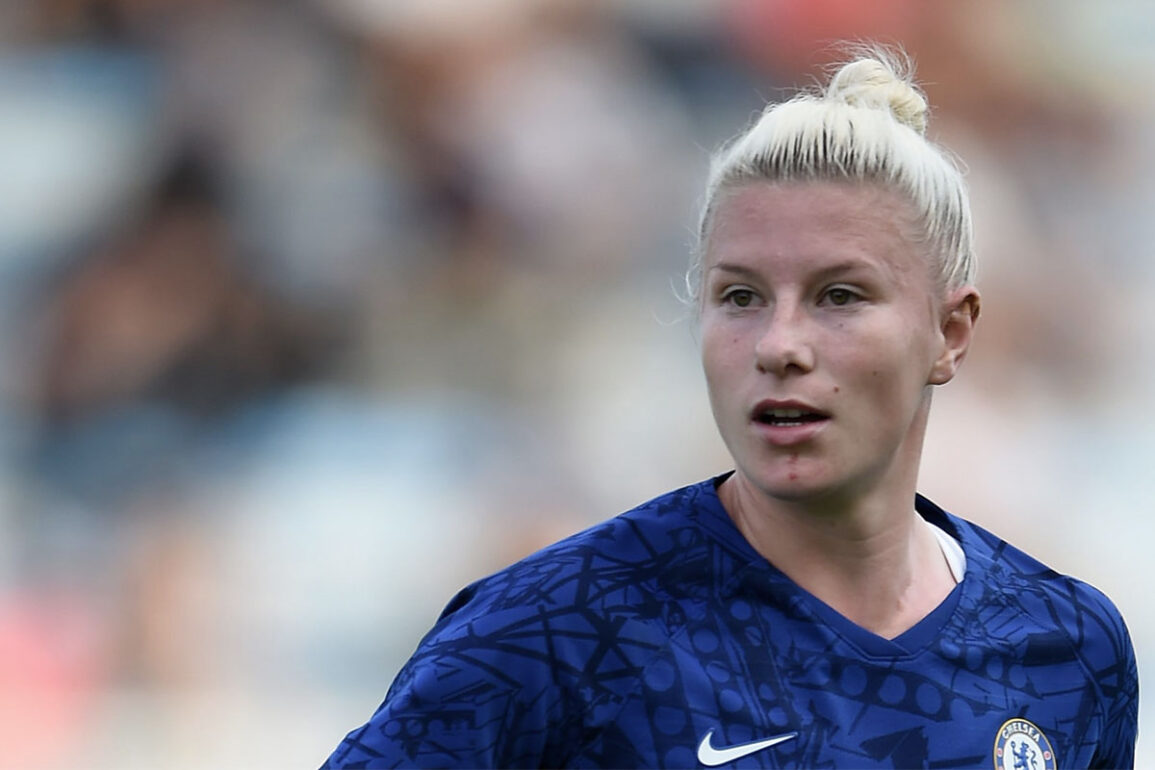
[0, 0, 1151, 766]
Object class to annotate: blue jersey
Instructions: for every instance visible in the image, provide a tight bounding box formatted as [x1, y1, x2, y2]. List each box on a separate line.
[323, 477, 1138, 768]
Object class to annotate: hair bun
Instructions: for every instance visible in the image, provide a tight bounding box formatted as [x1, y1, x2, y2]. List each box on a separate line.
[826, 55, 928, 135]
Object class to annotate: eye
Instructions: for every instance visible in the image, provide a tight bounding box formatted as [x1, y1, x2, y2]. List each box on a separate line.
[822, 287, 860, 306]
[721, 288, 759, 308]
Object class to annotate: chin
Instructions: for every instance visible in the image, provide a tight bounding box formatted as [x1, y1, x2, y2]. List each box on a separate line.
[740, 466, 840, 504]
[764, 482, 837, 505]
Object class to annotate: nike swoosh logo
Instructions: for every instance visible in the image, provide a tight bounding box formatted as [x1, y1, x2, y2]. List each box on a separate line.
[696, 728, 797, 766]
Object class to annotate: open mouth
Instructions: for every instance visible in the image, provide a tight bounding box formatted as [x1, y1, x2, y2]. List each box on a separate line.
[753, 406, 828, 428]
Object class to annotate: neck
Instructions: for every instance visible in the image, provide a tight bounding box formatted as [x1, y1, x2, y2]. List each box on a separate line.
[719, 471, 955, 640]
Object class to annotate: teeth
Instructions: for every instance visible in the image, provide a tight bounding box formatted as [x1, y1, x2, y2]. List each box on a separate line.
[768, 408, 804, 418]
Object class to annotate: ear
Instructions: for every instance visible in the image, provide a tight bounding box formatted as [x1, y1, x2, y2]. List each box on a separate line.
[929, 287, 980, 386]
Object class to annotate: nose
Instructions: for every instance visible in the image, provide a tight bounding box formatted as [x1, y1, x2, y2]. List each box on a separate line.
[754, 302, 815, 376]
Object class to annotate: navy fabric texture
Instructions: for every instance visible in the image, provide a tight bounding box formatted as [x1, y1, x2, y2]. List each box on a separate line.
[323, 477, 1138, 768]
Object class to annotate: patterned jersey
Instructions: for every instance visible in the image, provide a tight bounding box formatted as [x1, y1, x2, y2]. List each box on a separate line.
[323, 476, 1138, 768]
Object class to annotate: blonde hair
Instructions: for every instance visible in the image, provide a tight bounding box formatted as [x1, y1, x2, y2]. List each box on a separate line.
[692, 45, 974, 300]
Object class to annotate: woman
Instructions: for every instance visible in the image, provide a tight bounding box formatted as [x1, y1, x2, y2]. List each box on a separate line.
[323, 47, 1137, 769]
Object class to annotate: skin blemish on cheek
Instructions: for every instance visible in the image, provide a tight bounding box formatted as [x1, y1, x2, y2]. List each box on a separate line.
[833, 386, 840, 393]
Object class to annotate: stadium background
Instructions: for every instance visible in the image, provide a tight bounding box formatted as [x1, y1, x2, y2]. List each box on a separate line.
[0, 0, 1150, 766]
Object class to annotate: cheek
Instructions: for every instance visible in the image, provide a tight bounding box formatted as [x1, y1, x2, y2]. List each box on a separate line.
[700, 321, 741, 367]
[833, 330, 925, 400]
[700, 326, 748, 406]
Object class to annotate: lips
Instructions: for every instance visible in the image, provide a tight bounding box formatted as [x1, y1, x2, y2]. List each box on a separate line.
[749, 399, 830, 445]
[750, 399, 829, 426]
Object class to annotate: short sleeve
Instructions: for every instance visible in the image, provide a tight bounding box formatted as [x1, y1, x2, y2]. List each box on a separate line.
[1090, 610, 1139, 769]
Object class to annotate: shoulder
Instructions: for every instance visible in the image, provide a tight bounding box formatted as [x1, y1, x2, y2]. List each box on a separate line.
[433, 477, 722, 636]
[923, 496, 1136, 700]
[953, 510, 1128, 641]
[323, 479, 725, 768]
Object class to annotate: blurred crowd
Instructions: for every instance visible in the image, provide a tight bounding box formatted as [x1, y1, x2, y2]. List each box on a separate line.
[0, 0, 1152, 766]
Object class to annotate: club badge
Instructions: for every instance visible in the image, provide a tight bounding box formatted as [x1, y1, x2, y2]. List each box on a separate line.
[993, 718, 1056, 770]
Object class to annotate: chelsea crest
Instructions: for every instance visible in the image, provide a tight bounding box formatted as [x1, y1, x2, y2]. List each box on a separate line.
[994, 718, 1056, 770]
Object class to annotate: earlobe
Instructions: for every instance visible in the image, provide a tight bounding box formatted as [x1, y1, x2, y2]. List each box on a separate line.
[929, 288, 980, 386]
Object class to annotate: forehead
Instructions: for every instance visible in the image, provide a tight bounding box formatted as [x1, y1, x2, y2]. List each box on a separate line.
[705, 180, 928, 279]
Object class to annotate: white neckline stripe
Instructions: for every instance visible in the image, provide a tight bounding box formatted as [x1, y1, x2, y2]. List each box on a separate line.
[926, 517, 966, 584]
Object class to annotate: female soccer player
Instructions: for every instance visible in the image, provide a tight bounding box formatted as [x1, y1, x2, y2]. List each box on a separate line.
[322, 47, 1138, 769]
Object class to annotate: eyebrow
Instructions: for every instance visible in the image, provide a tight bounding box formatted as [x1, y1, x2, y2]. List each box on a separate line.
[706, 262, 761, 279]
[706, 259, 880, 281]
